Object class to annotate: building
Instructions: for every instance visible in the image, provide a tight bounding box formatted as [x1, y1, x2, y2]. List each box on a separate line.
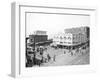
[53, 33, 73, 46]
[64, 26, 89, 46]
[29, 35, 48, 44]
[33, 30, 47, 35]
[52, 26, 89, 49]
[27, 30, 52, 50]
[29, 30, 48, 45]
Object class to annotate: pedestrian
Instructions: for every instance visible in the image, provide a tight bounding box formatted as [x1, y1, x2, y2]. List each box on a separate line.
[47, 54, 51, 62]
[64, 51, 66, 54]
[53, 55, 56, 61]
[71, 51, 73, 56]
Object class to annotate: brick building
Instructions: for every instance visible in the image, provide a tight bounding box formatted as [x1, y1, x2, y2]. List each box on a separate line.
[64, 26, 89, 45]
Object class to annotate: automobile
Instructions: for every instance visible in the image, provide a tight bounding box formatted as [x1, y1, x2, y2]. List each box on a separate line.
[50, 43, 57, 47]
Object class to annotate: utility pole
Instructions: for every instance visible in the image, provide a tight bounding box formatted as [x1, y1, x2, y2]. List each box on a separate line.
[33, 35, 35, 51]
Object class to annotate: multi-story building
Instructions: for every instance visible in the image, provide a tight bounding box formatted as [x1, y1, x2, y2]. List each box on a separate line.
[65, 26, 89, 45]
[29, 30, 48, 43]
[28, 30, 52, 49]
[53, 33, 73, 46]
[29, 35, 48, 44]
[52, 26, 89, 49]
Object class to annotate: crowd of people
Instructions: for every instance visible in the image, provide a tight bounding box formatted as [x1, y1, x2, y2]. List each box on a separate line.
[26, 41, 89, 67]
[26, 46, 56, 67]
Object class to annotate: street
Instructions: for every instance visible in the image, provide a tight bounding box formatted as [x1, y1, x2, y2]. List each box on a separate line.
[41, 46, 89, 66]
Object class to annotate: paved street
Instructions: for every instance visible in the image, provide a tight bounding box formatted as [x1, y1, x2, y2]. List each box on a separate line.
[41, 46, 89, 66]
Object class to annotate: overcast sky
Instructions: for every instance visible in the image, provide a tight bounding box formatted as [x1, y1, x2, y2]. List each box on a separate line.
[26, 13, 90, 38]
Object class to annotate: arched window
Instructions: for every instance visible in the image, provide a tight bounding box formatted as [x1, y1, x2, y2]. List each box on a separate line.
[64, 36, 66, 39]
[68, 36, 71, 40]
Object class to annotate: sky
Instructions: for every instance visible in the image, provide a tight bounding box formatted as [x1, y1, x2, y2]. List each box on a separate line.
[26, 13, 90, 38]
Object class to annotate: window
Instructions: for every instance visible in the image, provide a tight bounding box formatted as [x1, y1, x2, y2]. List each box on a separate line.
[68, 42, 71, 44]
[60, 36, 63, 39]
[64, 37, 66, 39]
[68, 36, 71, 40]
